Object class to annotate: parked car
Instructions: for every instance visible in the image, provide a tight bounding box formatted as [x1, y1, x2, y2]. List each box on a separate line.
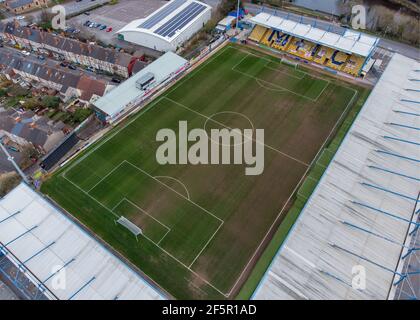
[111, 78, 121, 84]
[99, 25, 107, 30]
[68, 64, 77, 70]
[86, 66, 95, 72]
[60, 62, 69, 67]
[16, 16, 25, 20]
[37, 55, 45, 60]
[21, 50, 30, 56]
[106, 27, 113, 32]
[95, 24, 102, 28]
[84, 20, 91, 26]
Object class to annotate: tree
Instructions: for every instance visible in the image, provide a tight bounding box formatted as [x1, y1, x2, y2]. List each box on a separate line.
[42, 96, 61, 109]
[0, 172, 21, 197]
[70, 108, 92, 124]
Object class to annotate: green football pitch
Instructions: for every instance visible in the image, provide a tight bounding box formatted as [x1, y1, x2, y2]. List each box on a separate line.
[42, 44, 369, 299]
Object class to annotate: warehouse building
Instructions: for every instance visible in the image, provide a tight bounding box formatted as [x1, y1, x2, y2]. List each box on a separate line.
[117, 0, 212, 52]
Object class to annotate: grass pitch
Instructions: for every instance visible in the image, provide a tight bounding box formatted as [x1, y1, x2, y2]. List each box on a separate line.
[42, 44, 369, 299]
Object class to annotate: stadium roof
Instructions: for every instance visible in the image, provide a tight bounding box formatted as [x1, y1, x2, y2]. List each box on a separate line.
[117, 0, 211, 42]
[248, 12, 379, 57]
[0, 183, 166, 300]
[253, 53, 420, 300]
[94, 51, 188, 119]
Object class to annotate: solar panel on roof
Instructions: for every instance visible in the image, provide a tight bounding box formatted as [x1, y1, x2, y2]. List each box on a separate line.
[138, 0, 187, 29]
[154, 2, 206, 38]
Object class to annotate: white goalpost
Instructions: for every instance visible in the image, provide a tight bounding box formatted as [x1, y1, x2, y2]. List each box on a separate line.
[117, 216, 143, 241]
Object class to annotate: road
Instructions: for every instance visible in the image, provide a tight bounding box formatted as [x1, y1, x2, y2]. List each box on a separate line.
[244, 3, 420, 60]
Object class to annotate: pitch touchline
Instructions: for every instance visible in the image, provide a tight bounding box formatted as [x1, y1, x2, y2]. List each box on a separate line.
[226, 88, 359, 296]
[59, 45, 358, 297]
[64, 46, 235, 176]
[164, 97, 310, 167]
[62, 164, 228, 296]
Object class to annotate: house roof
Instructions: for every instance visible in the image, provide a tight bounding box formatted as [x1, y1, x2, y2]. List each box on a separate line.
[0, 51, 107, 102]
[77, 75, 106, 101]
[6, 0, 34, 9]
[2, 22, 133, 69]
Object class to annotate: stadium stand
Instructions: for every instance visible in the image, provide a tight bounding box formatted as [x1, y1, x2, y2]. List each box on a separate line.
[253, 53, 420, 300]
[247, 12, 379, 77]
[0, 183, 166, 300]
[248, 25, 268, 42]
[271, 32, 293, 51]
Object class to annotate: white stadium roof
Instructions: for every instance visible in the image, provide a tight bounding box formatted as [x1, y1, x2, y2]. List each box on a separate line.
[249, 12, 379, 57]
[117, 0, 211, 51]
[0, 183, 166, 300]
[253, 53, 420, 300]
[94, 51, 188, 120]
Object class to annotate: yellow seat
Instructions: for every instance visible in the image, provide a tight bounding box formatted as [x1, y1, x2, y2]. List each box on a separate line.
[261, 29, 275, 46]
[313, 46, 333, 65]
[271, 34, 293, 51]
[248, 25, 268, 42]
[342, 55, 365, 76]
[326, 51, 349, 71]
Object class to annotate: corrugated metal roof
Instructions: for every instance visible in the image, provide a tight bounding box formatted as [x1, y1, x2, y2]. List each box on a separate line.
[0, 183, 166, 300]
[117, 0, 211, 42]
[249, 12, 379, 57]
[253, 53, 420, 300]
[94, 51, 187, 119]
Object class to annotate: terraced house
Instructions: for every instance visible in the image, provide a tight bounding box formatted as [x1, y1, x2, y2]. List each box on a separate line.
[0, 51, 107, 103]
[0, 22, 133, 78]
[5, 0, 47, 14]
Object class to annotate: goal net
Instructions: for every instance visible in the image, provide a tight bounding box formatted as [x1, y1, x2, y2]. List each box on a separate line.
[117, 216, 143, 237]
